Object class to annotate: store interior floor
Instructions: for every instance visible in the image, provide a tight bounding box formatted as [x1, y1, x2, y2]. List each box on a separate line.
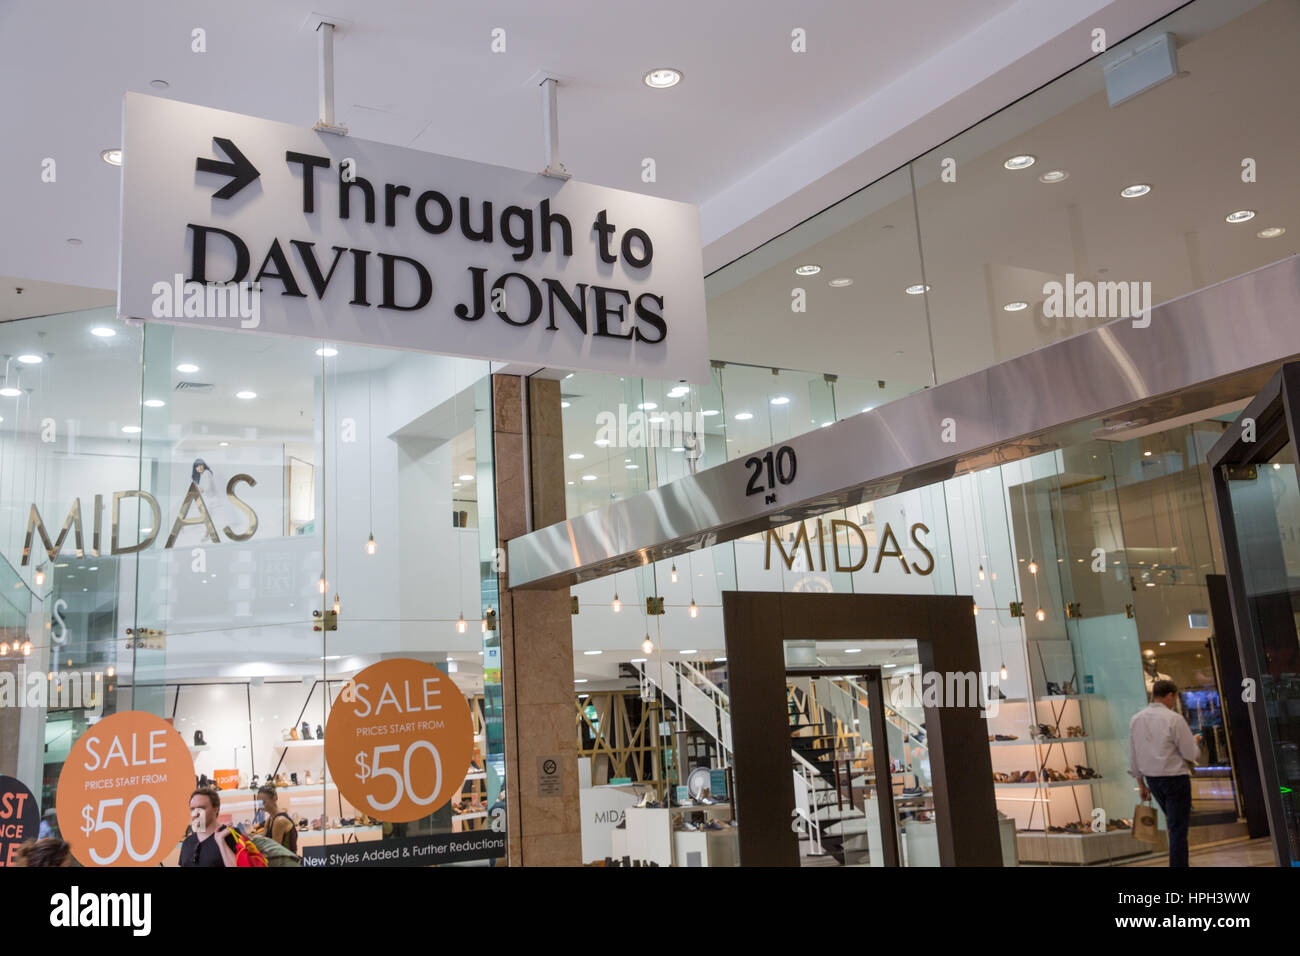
[1118, 836, 1276, 868]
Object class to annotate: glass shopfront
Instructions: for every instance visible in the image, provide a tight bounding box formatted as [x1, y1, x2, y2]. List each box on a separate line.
[0, 307, 504, 866]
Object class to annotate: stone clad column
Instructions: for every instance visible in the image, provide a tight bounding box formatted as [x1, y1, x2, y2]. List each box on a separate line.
[493, 374, 581, 866]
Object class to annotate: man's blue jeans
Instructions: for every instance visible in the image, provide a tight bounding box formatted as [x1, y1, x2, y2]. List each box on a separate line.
[1146, 774, 1192, 867]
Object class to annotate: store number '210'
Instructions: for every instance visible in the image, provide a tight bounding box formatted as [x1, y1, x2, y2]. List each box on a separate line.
[744, 445, 796, 502]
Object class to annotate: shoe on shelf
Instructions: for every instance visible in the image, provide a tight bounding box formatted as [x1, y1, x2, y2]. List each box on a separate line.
[290, 773, 300, 787]
[300, 721, 312, 741]
[315, 725, 324, 740]
[290, 726, 299, 741]
[193, 730, 206, 746]
[304, 770, 313, 786]
[633, 791, 650, 809]
[994, 733, 1018, 741]
[1045, 681, 1063, 696]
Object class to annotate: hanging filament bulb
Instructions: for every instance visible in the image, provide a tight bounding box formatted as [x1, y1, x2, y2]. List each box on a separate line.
[34, 566, 45, 587]
[366, 534, 376, 555]
[973, 603, 979, 616]
[689, 599, 698, 618]
[457, 614, 467, 634]
[333, 593, 341, 615]
[1035, 607, 1046, 622]
[318, 575, 326, 594]
[612, 592, 621, 613]
[1028, 561, 1038, 575]
[22, 641, 32, 656]
[671, 563, 678, 583]
[978, 564, 985, 582]
[106, 665, 116, 678]
[481, 616, 487, 633]
[642, 635, 654, 654]
[1000, 662, 1009, 680]
[0, 643, 8, 656]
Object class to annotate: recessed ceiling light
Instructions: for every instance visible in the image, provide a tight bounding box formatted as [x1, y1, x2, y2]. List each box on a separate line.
[574, 678, 589, 684]
[176, 363, 199, 373]
[121, 425, 141, 434]
[905, 284, 930, 295]
[560, 401, 571, 408]
[625, 463, 638, 470]
[568, 453, 584, 460]
[844, 648, 862, 654]
[235, 390, 257, 400]
[459, 474, 474, 482]
[149, 79, 170, 89]
[567, 480, 575, 485]
[701, 409, 719, 417]
[1038, 169, 1068, 183]
[1120, 183, 1151, 198]
[794, 264, 821, 276]
[1143, 450, 1153, 457]
[581, 474, 597, 481]
[101, 149, 123, 166]
[593, 439, 612, 449]
[643, 68, 682, 89]
[218, 441, 229, 446]
[883, 663, 897, 668]
[16, 354, 42, 364]
[734, 412, 753, 421]
[583, 650, 602, 656]
[679, 649, 697, 655]
[1257, 226, 1286, 239]
[1003, 301, 1029, 312]
[630, 658, 647, 663]
[671, 446, 686, 452]
[143, 399, 165, 408]
[828, 277, 853, 287]
[90, 326, 116, 337]
[667, 385, 690, 398]
[66, 238, 82, 245]
[770, 396, 790, 405]
[0, 388, 20, 398]
[1225, 209, 1256, 224]
[637, 402, 657, 411]
[315, 347, 338, 357]
[1003, 154, 1036, 170]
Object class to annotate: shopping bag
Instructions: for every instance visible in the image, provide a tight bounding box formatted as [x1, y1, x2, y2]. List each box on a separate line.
[1132, 801, 1159, 843]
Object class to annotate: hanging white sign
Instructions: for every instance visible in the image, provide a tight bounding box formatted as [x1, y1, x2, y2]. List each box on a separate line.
[118, 94, 710, 382]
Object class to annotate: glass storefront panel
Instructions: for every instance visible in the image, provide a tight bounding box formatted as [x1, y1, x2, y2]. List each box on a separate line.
[0, 308, 502, 866]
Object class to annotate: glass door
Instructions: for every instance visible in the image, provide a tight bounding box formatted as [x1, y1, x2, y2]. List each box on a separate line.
[785, 652, 900, 867]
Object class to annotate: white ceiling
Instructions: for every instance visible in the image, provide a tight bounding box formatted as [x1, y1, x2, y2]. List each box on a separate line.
[0, 0, 1181, 302]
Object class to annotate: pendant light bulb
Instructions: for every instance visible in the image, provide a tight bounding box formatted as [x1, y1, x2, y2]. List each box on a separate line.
[978, 564, 985, 582]
[642, 635, 654, 655]
[1000, 662, 1009, 681]
[481, 616, 487, 633]
[612, 592, 621, 613]
[671, 563, 678, 583]
[457, 614, 466, 634]
[689, 599, 698, 618]
[973, 603, 979, 616]
[318, 575, 326, 594]
[366, 534, 376, 555]
[106, 665, 116, 678]
[0, 644, 8, 656]
[1035, 607, 1046, 622]
[22, 641, 32, 656]
[1028, 561, 1038, 575]
[34, 567, 45, 587]
[333, 594, 340, 615]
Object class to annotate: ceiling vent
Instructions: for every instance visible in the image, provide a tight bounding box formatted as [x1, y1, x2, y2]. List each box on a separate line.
[174, 381, 215, 392]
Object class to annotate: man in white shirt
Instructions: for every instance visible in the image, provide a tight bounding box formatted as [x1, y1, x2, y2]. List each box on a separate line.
[1129, 679, 1202, 867]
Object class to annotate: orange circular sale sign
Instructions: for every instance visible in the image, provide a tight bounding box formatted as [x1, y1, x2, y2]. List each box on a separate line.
[325, 658, 474, 823]
[57, 711, 195, 867]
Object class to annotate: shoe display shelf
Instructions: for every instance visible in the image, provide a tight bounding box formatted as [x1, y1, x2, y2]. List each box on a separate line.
[188, 744, 209, 754]
[276, 739, 324, 749]
[989, 736, 1088, 746]
[1014, 828, 1150, 865]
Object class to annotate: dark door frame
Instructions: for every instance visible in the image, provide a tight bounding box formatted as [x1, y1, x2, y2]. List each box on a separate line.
[1207, 362, 1300, 867]
[723, 590, 1001, 866]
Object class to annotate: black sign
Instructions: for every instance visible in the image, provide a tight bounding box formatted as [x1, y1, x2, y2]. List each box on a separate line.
[0, 775, 41, 866]
[301, 830, 505, 867]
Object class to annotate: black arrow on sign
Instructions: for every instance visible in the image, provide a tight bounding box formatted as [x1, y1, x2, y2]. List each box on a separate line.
[195, 137, 260, 199]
